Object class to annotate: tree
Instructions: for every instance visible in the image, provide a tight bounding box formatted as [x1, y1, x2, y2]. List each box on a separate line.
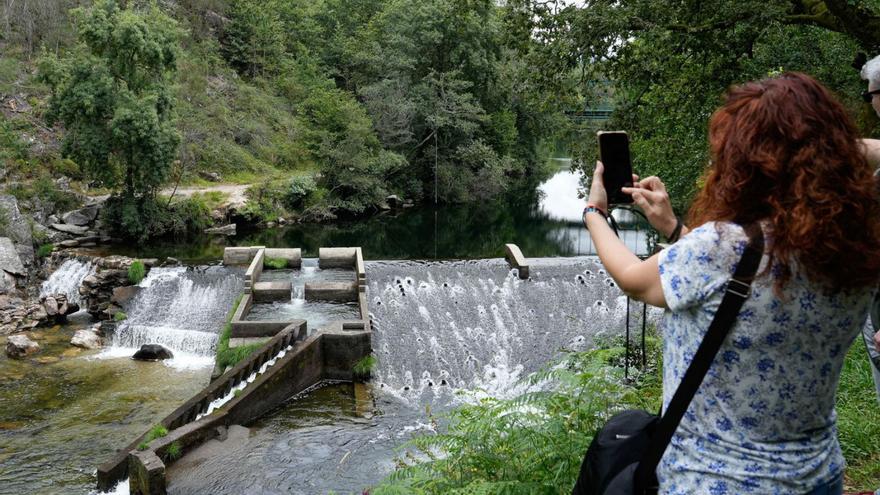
[220, 0, 285, 78]
[515, 0, 880, 209]
[40, 0, 181, 199]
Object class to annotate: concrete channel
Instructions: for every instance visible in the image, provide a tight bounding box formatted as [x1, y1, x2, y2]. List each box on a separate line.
[96, 246, 372, 494]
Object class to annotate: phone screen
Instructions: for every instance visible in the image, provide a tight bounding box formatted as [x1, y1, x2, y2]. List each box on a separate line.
[598, 131, 634, 205]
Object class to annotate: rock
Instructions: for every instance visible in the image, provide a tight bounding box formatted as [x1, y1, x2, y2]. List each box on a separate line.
[205, 224, 236, 236]
[162, 257, 181, 267]
[132, 344, 174, 361]
[44, 296, 59, 316]
[58, 240, 80, 248]
[402, 203, 414, 208]
[78, 235, 101, 244]
[36, 356, 60, 364]
[70, 327, 103, 350]
[0, 195, 34, 266]
[80, 256, 139, 319]
[386, 194, 402, 207]
[98, 321, 116, 339]
[6, 334, 39, 358]
[378, 201, 391, 211]
[277, 217, 287, 225]
[199, 171, 222, 182]
[51, 223, 88, 235]
[111, 286, 139, 306]
[0, 237, 25, 276]
[47, 214, 59, 225]
[61, 206, 99, 226]
[266, 221, 277, 228]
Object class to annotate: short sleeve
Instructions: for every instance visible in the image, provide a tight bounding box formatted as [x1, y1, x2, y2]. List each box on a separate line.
[658, 222, 745, 312]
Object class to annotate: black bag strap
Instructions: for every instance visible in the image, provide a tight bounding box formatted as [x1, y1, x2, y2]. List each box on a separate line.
[634, 223, 765, 492]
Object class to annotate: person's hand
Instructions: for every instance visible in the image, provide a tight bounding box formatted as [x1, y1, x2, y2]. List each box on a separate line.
[874, 329, 880, 353]
[587, 161, 609, 213]
[622, 176, 678, 238]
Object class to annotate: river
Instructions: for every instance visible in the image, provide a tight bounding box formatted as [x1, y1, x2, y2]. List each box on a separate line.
[0, 159, 652, 494]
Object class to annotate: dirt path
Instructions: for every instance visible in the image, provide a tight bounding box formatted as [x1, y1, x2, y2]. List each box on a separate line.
[88, 183, 250, 205]
[161, 184, 249, 205]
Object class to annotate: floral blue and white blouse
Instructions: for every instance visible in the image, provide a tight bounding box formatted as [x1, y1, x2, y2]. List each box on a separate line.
[656, 221, 875, 494]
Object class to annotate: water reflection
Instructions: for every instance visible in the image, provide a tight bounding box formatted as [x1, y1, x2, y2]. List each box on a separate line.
[101, 164, 652, 262]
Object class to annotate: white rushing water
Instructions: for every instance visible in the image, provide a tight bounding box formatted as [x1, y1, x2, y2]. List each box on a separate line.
[40, 259, 95, 306]
[102, 266, 242, 370]
[368, 258, 661, 404]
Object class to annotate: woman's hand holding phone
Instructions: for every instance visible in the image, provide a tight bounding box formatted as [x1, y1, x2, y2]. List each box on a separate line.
[587, 160, 641, 213]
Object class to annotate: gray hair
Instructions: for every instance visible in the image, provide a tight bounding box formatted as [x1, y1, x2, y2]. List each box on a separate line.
[861, 55, 880, 84]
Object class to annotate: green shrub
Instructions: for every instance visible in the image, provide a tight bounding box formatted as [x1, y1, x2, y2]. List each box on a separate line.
[138, 424, 169, 450]
[284, 176, 317, 210]
[114, 311, 128, 322]
[166, 441, 183, 461]
[128, 261, 146, 285]
[7, 176, 79, 213]
[353, 354, 377, 379]
[36, 244, 54, 258]
[263, 257, 288, 269]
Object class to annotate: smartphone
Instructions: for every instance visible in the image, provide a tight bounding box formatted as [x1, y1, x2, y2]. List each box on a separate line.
[597, 131, 634, 205]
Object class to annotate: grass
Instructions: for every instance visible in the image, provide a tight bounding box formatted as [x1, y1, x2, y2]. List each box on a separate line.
[114, 312, 127, 322]
[215, 294, 263, 370]
[263, 257, 288, 269]
[837, 342, 880, 490]
[128, 261, 146, 285]
[353, 354, 377, 380]
[136, 424, 169, 451]
[166, 441, 183, 461]
[36, 243, 53, 258]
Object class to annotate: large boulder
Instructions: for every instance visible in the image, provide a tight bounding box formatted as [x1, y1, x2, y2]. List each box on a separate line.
[0, 237, 25, 277]
[0, 195, 35, 266]
[70, 326, 103, 350]
[6, 334, 39, 358]
[132, 344, 174, 361]
[110, 285, 140, 306]
[61, 205, 99, 226]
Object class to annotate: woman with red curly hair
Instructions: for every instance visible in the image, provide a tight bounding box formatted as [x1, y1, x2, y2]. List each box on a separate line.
[583, 72, 880, 494]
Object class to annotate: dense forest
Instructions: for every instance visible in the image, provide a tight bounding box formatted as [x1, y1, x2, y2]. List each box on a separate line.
[2, 0, 880, 234]
[1, 0, 575, 240]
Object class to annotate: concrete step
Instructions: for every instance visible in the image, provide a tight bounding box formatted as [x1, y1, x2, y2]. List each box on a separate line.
[304, 281, 358, 302]
[252, 281, 292, 302]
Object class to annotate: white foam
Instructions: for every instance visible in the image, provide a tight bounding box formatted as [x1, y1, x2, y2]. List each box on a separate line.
[91, 347, 215, 371]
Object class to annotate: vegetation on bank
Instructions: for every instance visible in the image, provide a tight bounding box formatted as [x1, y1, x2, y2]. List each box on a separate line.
[215, 294, 262, 370]
[1, 0, 565, 241]
[372, 335, 879, 493]
[517, 0, 880, 211]
[127, 261, 146, 285]
[371, 336, 662, 494]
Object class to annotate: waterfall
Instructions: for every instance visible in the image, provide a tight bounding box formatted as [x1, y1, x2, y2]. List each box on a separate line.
[367, 258, 660, 401]
[40, 259, 95, 306]
[107, 266, 242, 366]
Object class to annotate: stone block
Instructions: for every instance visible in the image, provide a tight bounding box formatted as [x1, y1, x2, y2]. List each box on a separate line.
[304, 281, 358, 302]
[128, 450, 166, 495]
[318, 247, 357, 268]
[264, 248, 302, 268]
[252, 281, 291, 302]
[222, 246, 263, 266]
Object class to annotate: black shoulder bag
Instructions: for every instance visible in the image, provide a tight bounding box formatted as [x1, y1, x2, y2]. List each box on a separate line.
[572, 223, 764, 495]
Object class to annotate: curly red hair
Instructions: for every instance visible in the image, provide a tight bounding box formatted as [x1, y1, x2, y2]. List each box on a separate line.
[689, 72, 880, 291]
